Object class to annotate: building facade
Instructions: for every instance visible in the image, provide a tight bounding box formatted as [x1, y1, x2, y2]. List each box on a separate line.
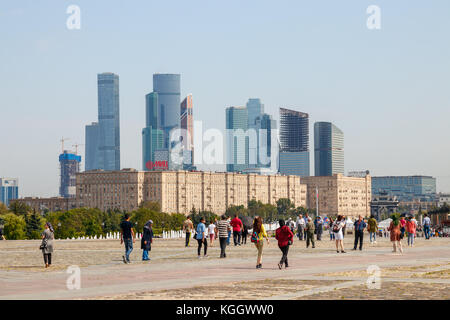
[226, 106, 249, 172]
[180, 94, 194, 169]
[59, 151, 81, 198]
[14, 197, 76, 213]
[85, 73, 120, 171]
[314, 122, 344, 176]
[372, 176, 436, 202]
[279, 108, 310, 177]
[0, 178, 19, 207]
[75, 170, 307, 214]
[302, 174, 372, 219]
[438, 193, 450, 207]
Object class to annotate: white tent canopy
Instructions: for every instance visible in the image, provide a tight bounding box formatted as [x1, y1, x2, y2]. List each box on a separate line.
[345, 218, 354, 229]
[378, 218, 392, 229]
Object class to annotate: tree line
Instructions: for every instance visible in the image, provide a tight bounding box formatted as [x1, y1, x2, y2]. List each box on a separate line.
[0, 198, 314, 240]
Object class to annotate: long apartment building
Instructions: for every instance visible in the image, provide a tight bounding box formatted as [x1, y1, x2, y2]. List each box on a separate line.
[75, 169, 307, 214]
[302, 174, 372, 218]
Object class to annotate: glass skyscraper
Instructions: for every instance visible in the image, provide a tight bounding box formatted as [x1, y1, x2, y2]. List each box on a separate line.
[180, 94, 194, 169]
[226, 106, 249, 172]
[0, 178, 19, 207]
[314, 122, 344, 176]
[59, 151, 81, 198]
[279, 108, 310, 177]
[372, 176, 437, 202]
[142, 74, 182, 170]
[85, 73, 120, 171]
[246, 98, 264, 129]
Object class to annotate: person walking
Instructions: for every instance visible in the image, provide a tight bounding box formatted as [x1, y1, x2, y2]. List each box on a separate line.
[226, 217, 232, 245]
[328, 217, 335, 241]
[406, 216, 417, 247]
[296, 214, 305, 240]
[315, 216, 323, 241]
[231, 214, 243, 246]
[241, 224, 249, 245]
[353, 215, 367, 251]
[341, 215, 347, 239]
[388, 214, 403, 253]
[183, 216, 194, 247]
[305, 217, 315, 249]
[196, 217, 208, 258]
[120, 214, 135, 264]
[303, 213, 309, 240]
[423, 214, 431, 240]
[367, 215, 378, 244]
[141, 220, 154, 261]
[208, 220, 216, 247]
[217, 215, 231, 258]
[40, 222, 54, 268]
[275, 219, 294, 269]
[286, 218, 295, 234]
[332, 215, 346, 253]
[251, 216, 269, 269]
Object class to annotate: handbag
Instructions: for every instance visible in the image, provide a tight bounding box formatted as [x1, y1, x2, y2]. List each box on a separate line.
[39, 239, 48, 250]
[251, 231, 259, 243]
[288, 240, 293, 245]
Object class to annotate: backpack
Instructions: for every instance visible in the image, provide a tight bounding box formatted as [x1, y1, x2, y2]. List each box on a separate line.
[251, 231, 259, 243]
[332, 223, 340, 233]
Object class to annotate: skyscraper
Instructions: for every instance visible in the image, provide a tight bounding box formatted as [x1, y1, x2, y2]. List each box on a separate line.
[142, 74, 182, 170]
[59, 150, 81, 198]
[0, 178, 19, 207]
[314, 122, 344, 176]
[85, 73, 120, 171]
[142, 92, 164, 170]
[226, 106, 249, 172]
[180, 94, 194, 169]
[255, 113, 278, 171]
[246, 98, 264, 129]
[279, 108, 310, 177]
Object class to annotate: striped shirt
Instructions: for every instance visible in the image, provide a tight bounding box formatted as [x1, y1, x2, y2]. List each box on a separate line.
[216, 220, 230, 238]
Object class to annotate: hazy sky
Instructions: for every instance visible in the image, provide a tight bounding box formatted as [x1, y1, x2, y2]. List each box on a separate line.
[1, 0, 449, 197]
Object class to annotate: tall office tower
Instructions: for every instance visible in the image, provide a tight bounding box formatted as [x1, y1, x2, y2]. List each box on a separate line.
[59, 150, 81, 198]
[85, 122, 99, 171]
[246, 98, 264, 128]
[142, 92, 165, 170]
[226, 106, 249, 172]
[255, 113, 278, 170]
[180, 94, 194, 169]
[279, 108, 310, 177]
[153, 74, 181, 146]
[314, 122, 344, 176]
[0, 178, 19, 207]
[85, 73, 120, 171]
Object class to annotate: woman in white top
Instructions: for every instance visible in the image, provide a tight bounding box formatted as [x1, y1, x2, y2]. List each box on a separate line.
[208, 221, 216, 247]
[332, 215, 346, 253]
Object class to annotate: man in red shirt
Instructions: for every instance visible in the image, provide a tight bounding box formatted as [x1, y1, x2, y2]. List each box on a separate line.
[275, 219, 294, 269]
[230, 214, 243, 246]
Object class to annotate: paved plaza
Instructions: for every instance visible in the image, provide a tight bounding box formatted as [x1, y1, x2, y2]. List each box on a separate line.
[0, 235, 449, 300]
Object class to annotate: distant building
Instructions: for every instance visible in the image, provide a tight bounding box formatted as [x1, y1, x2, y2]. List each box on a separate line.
[438, 193, 450, 207]
[302, 174, 372, 219]
[59, 151, 81, 198]
[142, 92, 165, 170]
[180, 94, 195, 170]
[370, 192, 400, 221]
[75, 170, 307, 215]
[314, 122, 344, 176]
[226, 106, 249, 172]
[279, 108, 310, 177]
[14, 197, 76, 214]
[0, 178, 19, 207]
[85, 73, 121, 171]
[372, 176, 436, 202]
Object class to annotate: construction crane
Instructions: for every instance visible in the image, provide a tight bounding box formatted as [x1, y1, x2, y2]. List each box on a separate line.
[72, 143, 84, 155]
[60, 137, 70, 153]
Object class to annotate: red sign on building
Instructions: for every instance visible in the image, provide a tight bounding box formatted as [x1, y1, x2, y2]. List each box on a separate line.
[146, 161, 169, 170]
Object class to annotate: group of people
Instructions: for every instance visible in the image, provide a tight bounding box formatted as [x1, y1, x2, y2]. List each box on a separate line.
[31, 212, 434, 268]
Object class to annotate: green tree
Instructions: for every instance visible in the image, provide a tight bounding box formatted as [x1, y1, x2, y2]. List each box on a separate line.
[0, 202, 9, 215]
[276, 198, 294, 217]
[25, 210, 45, 239]
[0, 213, 26, 239]
[9, 201, 31, 216]
[140, 201, 161, 212]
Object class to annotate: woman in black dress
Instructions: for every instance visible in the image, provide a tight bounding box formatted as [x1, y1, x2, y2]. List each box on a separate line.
[141, 220, 154, 261]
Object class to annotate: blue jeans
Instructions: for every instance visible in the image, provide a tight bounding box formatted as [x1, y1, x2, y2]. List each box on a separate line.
[227, 230, 231, 245]
[407, 233, 415, 246]
[142, 249, 149, 260]
[369, 232, 376, 242]
[124, 238, 133, 261]
[329, 232, 335, 240]
[424, 226, 430, 239]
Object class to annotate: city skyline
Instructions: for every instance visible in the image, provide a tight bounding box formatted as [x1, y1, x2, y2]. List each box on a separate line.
[1, 1, 449, 196]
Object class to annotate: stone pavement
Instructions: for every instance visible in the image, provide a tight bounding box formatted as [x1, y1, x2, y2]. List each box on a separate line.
[0, 237, 449, 299]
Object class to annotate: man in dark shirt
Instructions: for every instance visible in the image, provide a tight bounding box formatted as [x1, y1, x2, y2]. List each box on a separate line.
[353, 215, 367, 251]
[120, 214, 135, 264]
